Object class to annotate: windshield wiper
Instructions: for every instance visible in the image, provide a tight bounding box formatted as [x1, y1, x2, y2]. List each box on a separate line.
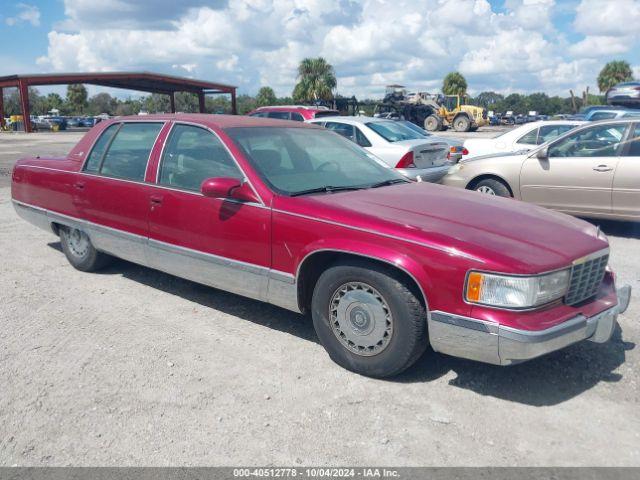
[367, 178, 409, 189]
[290, 185, 367, 197]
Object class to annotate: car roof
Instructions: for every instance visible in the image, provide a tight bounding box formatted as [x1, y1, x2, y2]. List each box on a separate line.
[253, 105, 337, 112]
[307, 115, 387, 125]
[106, 113, 322, 129]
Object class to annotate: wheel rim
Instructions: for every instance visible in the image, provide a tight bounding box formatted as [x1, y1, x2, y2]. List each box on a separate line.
[329, 282, 393, 357]
[67, 228, 90, 258]
[477, 185, 496, 195]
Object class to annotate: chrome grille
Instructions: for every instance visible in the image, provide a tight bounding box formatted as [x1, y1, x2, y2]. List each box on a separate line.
[565, 252, 609, 305]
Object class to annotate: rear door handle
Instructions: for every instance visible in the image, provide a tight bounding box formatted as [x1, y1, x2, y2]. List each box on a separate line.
[150, 195, 163, 205]
[73, 181, 85, 190]
[592, 165, 613, 172]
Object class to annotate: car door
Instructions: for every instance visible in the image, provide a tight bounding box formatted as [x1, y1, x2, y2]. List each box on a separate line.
[613, 122, 640, 219]
[77, 121, 165, 265]
[146, 123, 271, 302]
[520, 123, 628, 215]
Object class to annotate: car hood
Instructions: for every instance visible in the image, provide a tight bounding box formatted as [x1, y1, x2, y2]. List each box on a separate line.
[290, 182, 605, 273]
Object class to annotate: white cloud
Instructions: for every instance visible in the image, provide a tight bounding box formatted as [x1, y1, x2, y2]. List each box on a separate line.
[574, 0, 640, 36]
[31, 0, 640, 98]
[5, 3, 41, 27]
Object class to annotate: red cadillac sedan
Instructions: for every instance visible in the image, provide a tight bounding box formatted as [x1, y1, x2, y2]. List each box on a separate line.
[11, 114, 631, 377]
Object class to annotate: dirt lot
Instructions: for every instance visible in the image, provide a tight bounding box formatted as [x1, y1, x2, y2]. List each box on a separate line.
[0, 131, 639, 466]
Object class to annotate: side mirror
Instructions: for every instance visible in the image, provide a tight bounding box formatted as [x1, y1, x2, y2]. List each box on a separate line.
[200, 177, 260, 203]
[536, 146, 549, 160]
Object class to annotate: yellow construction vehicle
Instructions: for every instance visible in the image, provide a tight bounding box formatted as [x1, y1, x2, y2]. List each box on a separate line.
[374, 86, 488, 132]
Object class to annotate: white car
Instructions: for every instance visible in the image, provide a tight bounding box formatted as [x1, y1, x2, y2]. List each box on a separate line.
[307, 116, 451, 182]
[462, 121, 584, 159]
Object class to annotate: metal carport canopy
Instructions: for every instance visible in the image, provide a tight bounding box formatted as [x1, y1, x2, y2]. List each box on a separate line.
[0, 71, 238, 132]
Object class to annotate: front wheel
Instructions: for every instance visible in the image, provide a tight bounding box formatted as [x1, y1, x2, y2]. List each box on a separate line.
[453, 115, 471, 132]
[424, 115, 442, 132]
[59, 226, 113, 272]
[472, 178, 511, 197]
[311, 261, 428, 378]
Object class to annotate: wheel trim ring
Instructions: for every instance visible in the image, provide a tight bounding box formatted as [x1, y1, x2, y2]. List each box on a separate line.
[477, 185, 496, 195]
[67, 228, 90, 258]
[329, 281, 393, 357]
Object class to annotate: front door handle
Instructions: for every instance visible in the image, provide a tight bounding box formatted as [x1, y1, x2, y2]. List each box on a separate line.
[150, 195, 163, 206]
[73, 181, 85, 190]
[593, 165, 613, 172]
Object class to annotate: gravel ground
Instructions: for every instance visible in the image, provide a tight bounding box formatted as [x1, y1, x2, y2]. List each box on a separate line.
[0, 131, 639, 466]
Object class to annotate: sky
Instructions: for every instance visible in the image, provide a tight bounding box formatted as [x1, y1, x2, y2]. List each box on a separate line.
[0, 0, 639, 99]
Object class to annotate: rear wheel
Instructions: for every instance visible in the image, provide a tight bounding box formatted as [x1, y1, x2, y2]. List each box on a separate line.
[59, 226, 112, 272]
[424, 115, 442, 132]
[453, 115, 471, 132]
[311, 260, 428, 378]
[472, 178, 511, 197]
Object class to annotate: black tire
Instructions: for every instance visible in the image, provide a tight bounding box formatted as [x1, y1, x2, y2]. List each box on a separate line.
[59, 225, 112, 272]
[424, 115, 441, 132]
[311, 260, 428, 378]
[472, 178, 511, 197]
[453, 115, 471, 132]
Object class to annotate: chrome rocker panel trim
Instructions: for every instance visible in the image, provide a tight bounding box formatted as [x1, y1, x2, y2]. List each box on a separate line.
[12, 200, 300, 313]
[429, 286, 631, 366]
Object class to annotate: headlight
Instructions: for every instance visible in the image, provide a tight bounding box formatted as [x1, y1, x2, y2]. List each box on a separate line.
[465, 269, 570, 309]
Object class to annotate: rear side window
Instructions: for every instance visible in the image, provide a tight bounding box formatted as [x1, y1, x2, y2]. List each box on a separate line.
[267, 111, 291, 120]
[355, 128, 372, 147]
[624, 124, 640, 156]
[83, 124, 119, 173]
[159, 124, 242, 191]
[291, 112, 304, 122]
[99, 123, 163, 181]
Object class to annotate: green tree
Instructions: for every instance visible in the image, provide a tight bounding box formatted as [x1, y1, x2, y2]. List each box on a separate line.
[45, 93, 64, 114]
[474, 91, 504, 109]
[143, 93, 170, 113]
[88, 92, 117, 115]
[66, 84, 88, 114]
[292, 57, 337, 103]
[597, 60, 634, 92]
[442, 72, 468, 96]
[175, 92, 199, 112]
[256, 86, 277, 107]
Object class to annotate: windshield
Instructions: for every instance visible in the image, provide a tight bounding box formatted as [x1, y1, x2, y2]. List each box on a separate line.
[226, 127, 406, 196]
[366, 121, 426, 142]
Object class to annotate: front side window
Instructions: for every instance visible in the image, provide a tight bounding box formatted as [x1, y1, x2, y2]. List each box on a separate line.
[548, 124, 627, 158]
[537, 124, 575, 144]
[589, 112, 617, 121]
[98, 122, 163, 181]
[517, 127, 539, 145]
[227, 127, 405, 195]
[159, 124, 242, 192]
[623, 124, 640, 156]
[291, 112, 304, 122]
[84, 124, 120, 173]
[366, 121, 425, 142]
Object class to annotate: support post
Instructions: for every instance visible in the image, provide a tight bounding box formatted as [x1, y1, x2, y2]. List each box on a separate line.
[169, 92, 176, 113]
[198, 92, 206, 113]
[0, 87, 5, 129]
[231, 89, 237, 115]
[18, 80, 32, 133]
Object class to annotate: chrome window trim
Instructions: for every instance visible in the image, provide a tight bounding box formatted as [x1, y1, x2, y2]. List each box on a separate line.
[273, 208, 484, 263]
[156, 120, 265, 206]
[80, 120, 166, 175]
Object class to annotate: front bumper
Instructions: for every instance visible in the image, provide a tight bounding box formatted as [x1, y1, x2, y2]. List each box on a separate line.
[428, 284, 631, 366]
[397, 164, 451, 183]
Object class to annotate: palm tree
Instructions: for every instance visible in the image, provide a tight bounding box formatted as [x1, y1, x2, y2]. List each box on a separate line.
[292, 57, 337, 103]
[597, 60, 634, 92]
[442, 72, 468, 96]
[255, 86, 277, 107]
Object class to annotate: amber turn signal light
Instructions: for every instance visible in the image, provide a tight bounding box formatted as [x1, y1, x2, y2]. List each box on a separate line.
[466, 272, 483, 302]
